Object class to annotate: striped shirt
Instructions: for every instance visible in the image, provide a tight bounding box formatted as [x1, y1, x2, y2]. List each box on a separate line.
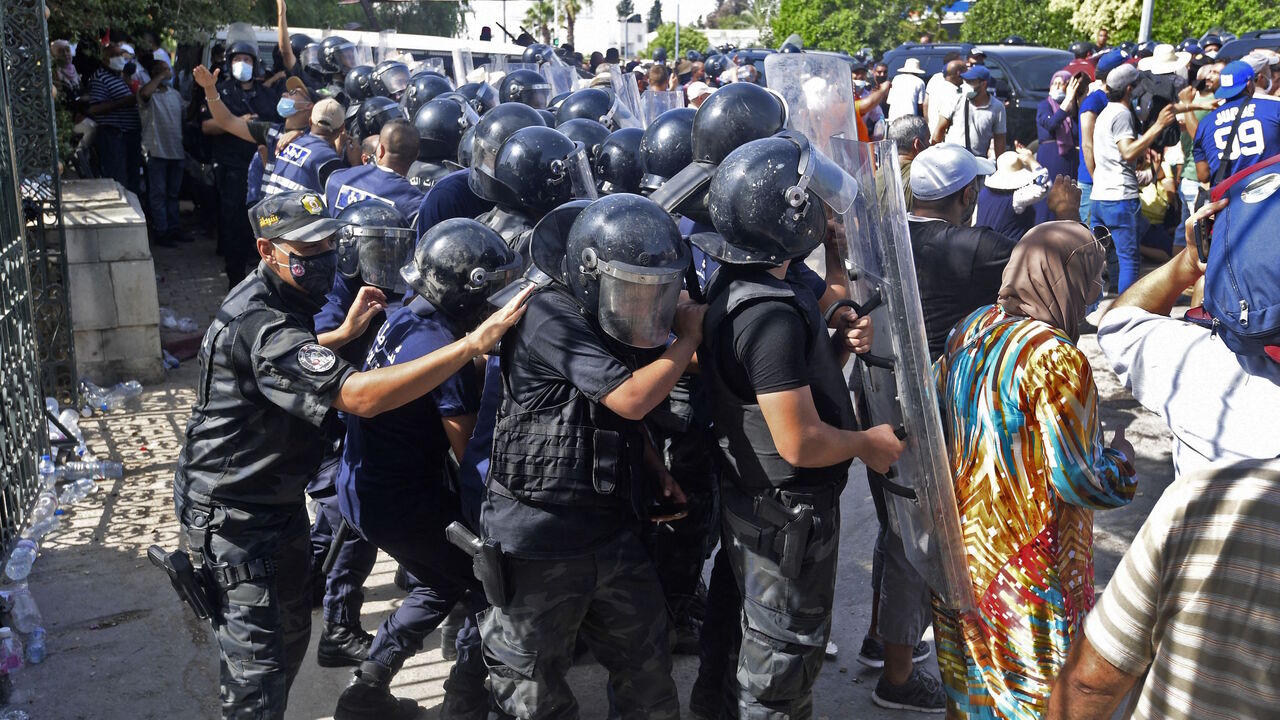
[88, 68, 140, 131]
[1084, 458, 1280, 720]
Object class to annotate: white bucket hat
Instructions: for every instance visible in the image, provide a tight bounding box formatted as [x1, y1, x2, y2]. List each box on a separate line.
[898, 58, 926, 75]
[1137, 44, 1191, 75]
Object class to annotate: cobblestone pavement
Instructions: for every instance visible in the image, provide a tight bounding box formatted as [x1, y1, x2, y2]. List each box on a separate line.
[10, 212, 1175, 719]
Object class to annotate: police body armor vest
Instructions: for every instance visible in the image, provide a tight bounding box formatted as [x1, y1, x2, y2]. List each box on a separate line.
[476, 206, 535, 255]
[264, 132, 338, 195]
[702, 270, 857, 493]
[407, 160, 455, 191]
[488, 288, 642, 510]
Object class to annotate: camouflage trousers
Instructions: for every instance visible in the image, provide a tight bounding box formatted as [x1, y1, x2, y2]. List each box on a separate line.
[721, 483, 841, 720]
[179, 501, 313, 720]
[479, 530, 680, 720]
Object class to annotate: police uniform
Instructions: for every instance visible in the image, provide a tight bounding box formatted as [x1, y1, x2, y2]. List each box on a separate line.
[324, 163, 424, 221]
[202, 77, 282, 285]
[406, 159, 457, 192]
[245, 120, 286, 206]
[412, 169, 494, 241]
[173, 193, 351, 719]
[263, 131, 343, 196]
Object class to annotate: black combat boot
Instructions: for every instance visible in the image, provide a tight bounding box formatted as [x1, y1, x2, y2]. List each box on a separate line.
[334, 660, 420, 720]
[317, 623, 373, 668]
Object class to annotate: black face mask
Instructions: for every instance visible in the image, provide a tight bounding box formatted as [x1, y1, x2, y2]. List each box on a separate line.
[274, 245, 338, 299]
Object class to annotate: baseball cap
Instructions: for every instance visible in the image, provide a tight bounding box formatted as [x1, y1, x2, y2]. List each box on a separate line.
[249, 191, 343, 243]
[1215, 60, 1255, 100]
[1242, 51, 1272, 76]
[960, 65, 990, 82]
[1105, 63, 1140, 92]
[910, 143, 997, 201]
[686, 81, 714, 101]
[311, 97, 345, 132]
[1096, 49, 1129, 76]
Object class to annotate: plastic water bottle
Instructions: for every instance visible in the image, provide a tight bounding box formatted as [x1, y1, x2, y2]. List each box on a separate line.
[0, 707, 32, 719]
[8, 585, 41, 635]
[105, 380, 143, 411]
[25, 627, 45, 665]
[37, 455, 60, 489]
[61, 460, 122, 481]
[21, 516, 58, 542]
[4, 540, 37, 581]
[56, 408, 88, 455]
[79, 381, 109, 416]
[57, 477, 97, 505]
[0, 628, 24, 673]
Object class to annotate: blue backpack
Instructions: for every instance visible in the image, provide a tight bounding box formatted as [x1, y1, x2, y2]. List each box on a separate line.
[1205, 153, 1280, 359]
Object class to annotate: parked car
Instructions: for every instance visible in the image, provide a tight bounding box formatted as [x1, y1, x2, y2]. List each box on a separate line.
[1218, 29, 1280, 61]
[882, 42, 1073, 146]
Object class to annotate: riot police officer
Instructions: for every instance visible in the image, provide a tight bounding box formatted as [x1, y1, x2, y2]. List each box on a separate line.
[324, 119, 424, 220]
[317, 35, 358, 100]
[200, 38, 283, 286]
[556, 117, 610, 166]
[479, 193, 702, 719]
[371, 60, 411, 101]
[332, 218, 523, 720]
[262, 98, 346, 196]
[171, 190, 531, 720]
[555, 87, 637, 130]
[343, 65, 376, 103]
[595, 127, 645, 194]
[498, 68, 552, 109]
[400, 71, 455, 117]
[638, 107, 695, 194]
[694, 135, 904, 718]
[468, 104, 570, 242]
[408, 96, 478, 192]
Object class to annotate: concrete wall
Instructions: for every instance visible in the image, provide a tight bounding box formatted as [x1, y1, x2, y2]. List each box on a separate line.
[63, 179, 164, 385]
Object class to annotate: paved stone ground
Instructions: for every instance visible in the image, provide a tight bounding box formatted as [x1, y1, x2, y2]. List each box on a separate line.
[9, 214, 1176, 719]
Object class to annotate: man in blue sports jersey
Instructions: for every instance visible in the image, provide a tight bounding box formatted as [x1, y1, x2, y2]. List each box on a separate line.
[1194, 61, 1280, 186]
[324, 120, 424, 222]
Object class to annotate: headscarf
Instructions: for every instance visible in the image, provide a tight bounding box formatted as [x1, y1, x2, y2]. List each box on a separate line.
[1048, 70, 1077, 156]
[997, 221, 1104, 343]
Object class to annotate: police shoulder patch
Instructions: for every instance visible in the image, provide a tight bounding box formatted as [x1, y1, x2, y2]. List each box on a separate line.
[297, 343, 337, 373]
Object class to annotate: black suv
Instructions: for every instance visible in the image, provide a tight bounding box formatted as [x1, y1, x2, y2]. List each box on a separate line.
[1218, 29, 1280, 61]
[882, 42, 1073, 145]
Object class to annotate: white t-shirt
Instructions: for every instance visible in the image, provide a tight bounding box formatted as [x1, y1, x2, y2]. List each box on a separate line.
[887, 73, 926, 122]
[942, 94, 1006, 157]
[925, 74, 961, 135]
[1091, 102, 1139, 201]
[1097, 305, 1280, 478]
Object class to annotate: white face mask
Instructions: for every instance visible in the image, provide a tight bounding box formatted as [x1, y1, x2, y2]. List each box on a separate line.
[1049, 89, 1067, 103]
[108, 56, 127, 72]
[231, 60, 253, 83]
[963, 83, 978, 100]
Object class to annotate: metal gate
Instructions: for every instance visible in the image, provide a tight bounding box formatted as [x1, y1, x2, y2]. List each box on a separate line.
[0, 0, 56, 550]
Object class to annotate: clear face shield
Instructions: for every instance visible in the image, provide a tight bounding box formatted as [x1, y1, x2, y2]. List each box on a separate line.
[338, 225, 416, 291]
[379, 64, 411, 96]
[779, 131, 859, 218]
[335, 42, 357, 72]
[581, 248, 686, 348]
[472, 132, 503, 182]
[601, 96, 643, 130]
[524, 80, 553, 109]
[550, 142, 600, 201]
[301, 44, 322, 72]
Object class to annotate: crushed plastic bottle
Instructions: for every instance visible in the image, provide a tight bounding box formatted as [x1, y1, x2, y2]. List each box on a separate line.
[37, 455, 59, 489]
[79, 381, 110, 416]
[8, 585, 41, 635]
[21, 516, 59, 542]
[105, 380, 143, 411]
[25, 627, 45, 665]
[160, 307, 201, 333]
[57, 477, 98, 505]
[56, 408, 88, 455]
[0, 628, 24, 674]
[60, 460, 122, 481]
[4, 540, 37, 581]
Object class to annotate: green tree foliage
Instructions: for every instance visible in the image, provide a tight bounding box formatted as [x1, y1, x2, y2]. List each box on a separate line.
[771, 0, 916, 54]
[616, 0, 634, 21]
[562, 0, 592, 47]
[648, 0, 664, 32]
[643, 22, 709, 58]
[959, 0, 1074, 46]
[526, 0, 555, 44]
[1065, 0, 1280, 44]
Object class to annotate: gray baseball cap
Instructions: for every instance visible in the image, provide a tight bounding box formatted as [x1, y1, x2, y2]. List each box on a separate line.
[249, 191, 343, 243]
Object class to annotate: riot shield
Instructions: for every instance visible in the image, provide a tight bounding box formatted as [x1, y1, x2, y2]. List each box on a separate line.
[353, 40, 375, 68]
[452, 48, 475, 87]
[419, 57, 447, 77]
[640, 90, 684, 127]
[377, 30, 398, 63]
[542, 64, 580, 98]
[609, 65, 644, 127]
[225, 23, 257, 54]
[829, 136, 973, 612]
[765, 52, 857, 280]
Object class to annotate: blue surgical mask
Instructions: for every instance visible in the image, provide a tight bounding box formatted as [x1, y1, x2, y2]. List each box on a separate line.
[231, 60, 253, 83]
[277, 97, 298, 118]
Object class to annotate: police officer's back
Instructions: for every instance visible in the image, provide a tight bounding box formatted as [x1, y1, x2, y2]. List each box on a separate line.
[324, 119, 424, 220]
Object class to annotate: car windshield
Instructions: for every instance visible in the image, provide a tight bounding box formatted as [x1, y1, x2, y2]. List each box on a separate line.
[1004, 52, 1073, 92]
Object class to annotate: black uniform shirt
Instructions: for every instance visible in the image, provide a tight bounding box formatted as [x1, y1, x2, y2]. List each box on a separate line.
[481, 289, 637, 558]
[201, 78, 282, 169]
[174, 263, 355, 509]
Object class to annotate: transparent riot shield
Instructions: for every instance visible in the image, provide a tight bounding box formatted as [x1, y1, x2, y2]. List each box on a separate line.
[507, 62, 540, 74]
[829, 136, 974, 612]
[542, 64, 580, 98]
[420, 57, 447, 76]
[353, 40, 375, 68]
[609, 65, 644, 127]
[377, 30, 398, 64]
[225, 23, 257, 53]
[640, 90, 684, 127]
[452, 48, 474, 87]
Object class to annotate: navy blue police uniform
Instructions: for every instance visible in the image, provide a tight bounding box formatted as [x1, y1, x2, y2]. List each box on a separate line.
[263, 131, 343, 195]
[324, 163, 425, 222]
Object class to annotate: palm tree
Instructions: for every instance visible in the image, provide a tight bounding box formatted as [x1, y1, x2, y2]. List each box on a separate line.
[525, 0, 555, 44]
[562, 0, 592, 48]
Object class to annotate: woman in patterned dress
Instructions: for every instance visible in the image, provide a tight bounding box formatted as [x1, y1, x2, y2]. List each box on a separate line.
[931, 221, 1138, 719]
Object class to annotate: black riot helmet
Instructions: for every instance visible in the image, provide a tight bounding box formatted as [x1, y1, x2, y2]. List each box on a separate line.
[653, 47, 668, 65]
[638, 107, 695, 193]
[701, 132, 858, 268]
[457, 124, 477, 166]
[704, 54, 730, 82]
[536, 108, 556, 127]
[372, 60, 412, 100]
[1002, 35, 1027, 45]
[522, 43, 555, 66]
[492, 125, 598, 216]
[335, 201, 416, 291]
[359, 97, 409, 140]
[686, 49, 703, 62]
[467, 102, 546, 202]
[556, 118, 610, 166]
[401, 218, 522, 328]
[779, 42, 802, 54]
[319, 36, 356, 76]
[499, 69, 553, 108]
[690, 82, 788, 165]
[415, 96, 481, 162]
[1119, 40, 1139, 55]
[345, 103, 364, 142]
[456, 82, 500, 115]
[594, 127, 644, 195]
[289, 33, 315, 58]
[228, 40, 258, 62]
[548, 90, 572, 111]
[556, 88, 634, 131]
[400, 72, 455, 116]
[344, 65, 376, 102]
[556, 194, 688, 348]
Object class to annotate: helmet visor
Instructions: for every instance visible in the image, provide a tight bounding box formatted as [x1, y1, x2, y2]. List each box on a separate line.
[594, 257, 685, 348]
[379, 65, 411, 95]
[353, 227, 415, 291]
[335, 42, 357, 71]
[337, 227, 360, 278]
[602, 96, 643, 130]
[524, 81, 553, 109]
[786, 133, 859, 215]
[302, 44, 322, 71]
[465, 252, 525, 299]
[456, 100, 482, 130]
[557, 143, 600, 201]
[472, 132, 502, 180]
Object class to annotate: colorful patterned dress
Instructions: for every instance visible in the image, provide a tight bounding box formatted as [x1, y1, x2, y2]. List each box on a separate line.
[931, 306, 1136, 719]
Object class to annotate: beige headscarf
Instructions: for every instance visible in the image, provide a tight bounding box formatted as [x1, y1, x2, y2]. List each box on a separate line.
[996, 221, 1104, 343]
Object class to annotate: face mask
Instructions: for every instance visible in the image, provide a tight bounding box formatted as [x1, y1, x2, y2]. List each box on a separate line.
[1204, 50, 1218, 59]
[277, 97, 299, 118]
[853, 79, 869, 90]
[108, 56, 127, 72]
[273, 244, 338, 299]
[1049, 89, 1067, 103]
[231, 60, 253, 83]
[963, 83, 978, 100]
